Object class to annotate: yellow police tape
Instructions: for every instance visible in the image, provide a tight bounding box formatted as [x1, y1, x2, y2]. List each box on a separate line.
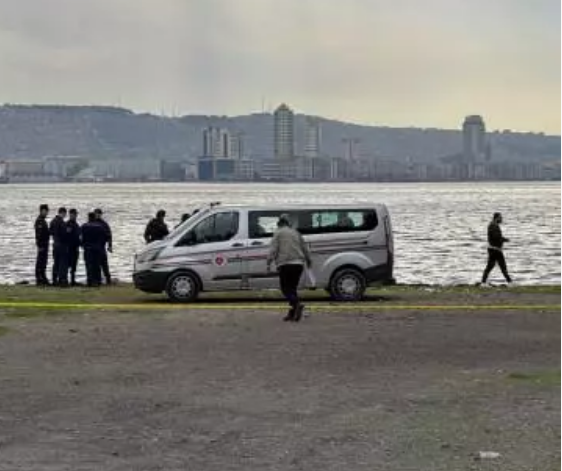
[0, 301, 559, 311]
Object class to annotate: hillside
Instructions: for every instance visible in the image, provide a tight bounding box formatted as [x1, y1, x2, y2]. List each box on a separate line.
[0, 105, 559, 163]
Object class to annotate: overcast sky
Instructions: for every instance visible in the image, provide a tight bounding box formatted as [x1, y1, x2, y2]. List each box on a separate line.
[0, 0, 559, 133]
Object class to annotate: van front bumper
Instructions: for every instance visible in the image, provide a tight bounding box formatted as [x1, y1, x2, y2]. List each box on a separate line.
[133, 270, 168, 293]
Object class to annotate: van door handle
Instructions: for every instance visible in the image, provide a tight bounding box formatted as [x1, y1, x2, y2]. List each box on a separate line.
[231, 242, 244, 248]
[251, 241, 264, 246]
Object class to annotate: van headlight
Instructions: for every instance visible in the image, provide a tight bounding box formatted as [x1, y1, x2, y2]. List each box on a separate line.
[136, 247, 164, 264]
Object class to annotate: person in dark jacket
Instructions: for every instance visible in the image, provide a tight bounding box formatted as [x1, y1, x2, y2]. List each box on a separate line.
[81, 212, 105, 287]
[144, 210, 170, 243]
[34, 204, 50, 285]
[175, 213, 191, 229]
[94, 208, 112, 284]
[66, 208, 81, 286]
[49, 207, 69, 286]
[481, 212, 512, 285]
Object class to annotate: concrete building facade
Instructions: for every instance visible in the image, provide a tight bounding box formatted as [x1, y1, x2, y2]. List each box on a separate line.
[274, 104, 294, 159]
[202, 127, 232, 158]
[462, 115, 488, 162]
[304, 117, 321, 158]
[230, 132, 245, 159]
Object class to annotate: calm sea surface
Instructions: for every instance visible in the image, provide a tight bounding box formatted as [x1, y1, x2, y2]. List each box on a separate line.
[0, 182, 559, 286]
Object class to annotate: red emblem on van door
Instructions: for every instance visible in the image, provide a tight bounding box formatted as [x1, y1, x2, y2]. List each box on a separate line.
[214, 255, 227, 267]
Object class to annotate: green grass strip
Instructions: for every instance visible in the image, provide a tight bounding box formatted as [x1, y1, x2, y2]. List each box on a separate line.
[0, 301, 559, 311]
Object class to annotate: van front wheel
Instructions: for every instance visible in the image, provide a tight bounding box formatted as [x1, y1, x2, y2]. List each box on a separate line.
[166, 272, 200, 302]
[329, 268, 366, 301]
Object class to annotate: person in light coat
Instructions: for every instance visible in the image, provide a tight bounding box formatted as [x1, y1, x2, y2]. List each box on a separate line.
[267, 214, 312, 322]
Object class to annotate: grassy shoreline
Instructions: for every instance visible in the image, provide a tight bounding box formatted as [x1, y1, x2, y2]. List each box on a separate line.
[0, 283, 558, 306]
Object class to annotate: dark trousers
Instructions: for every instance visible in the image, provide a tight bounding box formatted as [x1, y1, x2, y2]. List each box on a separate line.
[35, 246, 49, 284]
[99, 249, 111, 284]
[84, 247, 102, 287]
[52, 243, 69, 285]
[278, 264, 304, 308]
[482, 248, 512, 283]
[68, 247, 79, 283]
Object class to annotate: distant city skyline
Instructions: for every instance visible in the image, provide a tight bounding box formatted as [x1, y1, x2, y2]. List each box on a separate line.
[0, 103, 559, 183]
[0, 0, 559, 134]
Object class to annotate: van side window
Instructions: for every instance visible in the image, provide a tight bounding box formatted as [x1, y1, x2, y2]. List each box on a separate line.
[249, 211, 297, 239]
[248, 209, 377, 238]
[302, 209, 377, 234]
[179, 212, 239, 245]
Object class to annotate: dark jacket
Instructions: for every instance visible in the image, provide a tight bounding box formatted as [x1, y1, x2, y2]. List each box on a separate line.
[487, 221, 507, 249]
[98, 219, 112, 249]
[144, 218, 169, 243]
[34, 216, 50, 248]
[49, 215, 67, 246]
[66, 220, 81, 248]
[81, 221, 106, 249]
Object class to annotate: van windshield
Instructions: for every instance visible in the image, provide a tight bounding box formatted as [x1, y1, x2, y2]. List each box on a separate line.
[165, 207, 208, 240]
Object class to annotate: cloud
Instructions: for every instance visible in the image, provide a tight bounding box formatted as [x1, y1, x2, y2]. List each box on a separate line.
[0, 0, 559, 132]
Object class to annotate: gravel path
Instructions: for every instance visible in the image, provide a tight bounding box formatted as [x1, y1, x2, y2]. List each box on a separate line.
[0, 295, 559, 470]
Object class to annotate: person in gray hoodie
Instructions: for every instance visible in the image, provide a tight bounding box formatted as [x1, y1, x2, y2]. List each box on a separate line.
[267, 214, 312, 322]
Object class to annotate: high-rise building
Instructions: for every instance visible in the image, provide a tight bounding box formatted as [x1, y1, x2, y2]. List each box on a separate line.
[218, 129, 230, 158]
[274, 103, 294, 159]
[202, 127, 215, 157]
[304, 117, 321, 158]
[202, 127, 232, 158]
[230, 132, 245, 159]
[462, 115, 487, 162]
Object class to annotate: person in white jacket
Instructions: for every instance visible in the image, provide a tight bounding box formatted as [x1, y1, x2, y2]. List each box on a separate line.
[267, 214, 312, 322]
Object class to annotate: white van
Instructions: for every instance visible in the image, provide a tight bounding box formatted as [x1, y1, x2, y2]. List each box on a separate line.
[133, 203, 394, 302]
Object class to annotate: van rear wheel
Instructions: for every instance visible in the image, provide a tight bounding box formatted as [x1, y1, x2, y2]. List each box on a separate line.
[329, 268, 366, 301]
[166, 272, 200, 302]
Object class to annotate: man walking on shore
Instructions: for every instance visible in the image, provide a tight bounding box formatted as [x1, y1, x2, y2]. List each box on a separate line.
[34, 204, 50, 286]
[481, 212, 512, 285]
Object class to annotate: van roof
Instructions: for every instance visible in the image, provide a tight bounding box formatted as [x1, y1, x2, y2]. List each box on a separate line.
[208, 203, 387, 211]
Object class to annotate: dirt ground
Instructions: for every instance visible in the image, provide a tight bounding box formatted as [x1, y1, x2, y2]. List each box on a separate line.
[0, 289, 559, 471]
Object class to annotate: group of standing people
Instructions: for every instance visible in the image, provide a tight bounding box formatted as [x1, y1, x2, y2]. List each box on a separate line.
[34, 205, 112, 287]
[34, 206, 191, 287]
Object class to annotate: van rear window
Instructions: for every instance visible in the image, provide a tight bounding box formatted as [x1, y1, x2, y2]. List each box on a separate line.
[248, 209, 378, 238]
